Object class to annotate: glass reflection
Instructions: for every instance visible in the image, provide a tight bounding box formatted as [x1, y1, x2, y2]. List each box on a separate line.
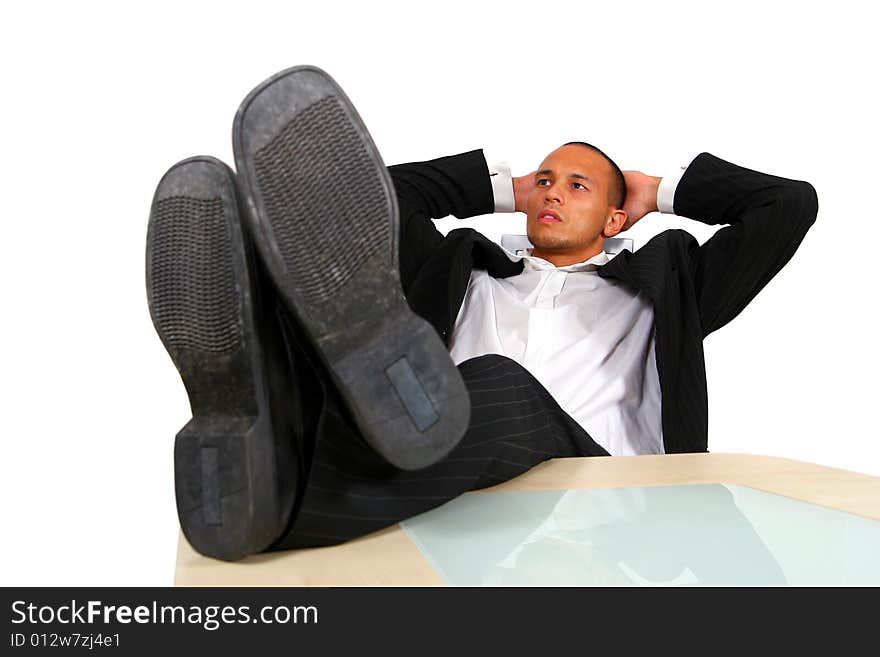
[401, 484, 880, 586]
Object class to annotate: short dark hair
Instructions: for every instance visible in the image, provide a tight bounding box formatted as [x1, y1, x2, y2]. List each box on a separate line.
[562, 141, 626, 208]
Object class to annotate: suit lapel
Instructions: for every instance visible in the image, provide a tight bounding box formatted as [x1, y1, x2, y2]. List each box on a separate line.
[598, 244, 668, 310]
[406, 228, 523, 344]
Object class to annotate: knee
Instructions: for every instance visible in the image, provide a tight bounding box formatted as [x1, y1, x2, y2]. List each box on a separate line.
[458, 354, 531, 382]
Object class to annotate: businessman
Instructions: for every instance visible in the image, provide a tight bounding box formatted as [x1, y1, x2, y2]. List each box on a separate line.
[146, 66, 818, 561]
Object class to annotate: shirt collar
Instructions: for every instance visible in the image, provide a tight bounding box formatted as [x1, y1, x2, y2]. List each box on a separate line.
[501, 246, 611, 272]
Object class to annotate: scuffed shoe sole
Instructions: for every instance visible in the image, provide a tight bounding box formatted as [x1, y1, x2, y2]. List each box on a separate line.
[146, 156, 284, 560]
[233, 65, 470, 470]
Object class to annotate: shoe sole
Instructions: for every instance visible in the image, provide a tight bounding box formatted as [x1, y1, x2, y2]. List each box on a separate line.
[232, 65, 470, 470]
[145, 156, 282, 560]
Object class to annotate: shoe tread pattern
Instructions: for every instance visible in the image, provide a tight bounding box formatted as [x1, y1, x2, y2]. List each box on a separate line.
[252, 96, 391, 307]
[148, 195, 241, 354]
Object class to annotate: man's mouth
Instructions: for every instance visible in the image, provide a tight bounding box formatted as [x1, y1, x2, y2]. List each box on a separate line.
[537, 209, 562, 224]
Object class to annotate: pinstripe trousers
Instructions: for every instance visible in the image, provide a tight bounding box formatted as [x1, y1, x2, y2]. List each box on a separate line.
[271, 304, 609, 550]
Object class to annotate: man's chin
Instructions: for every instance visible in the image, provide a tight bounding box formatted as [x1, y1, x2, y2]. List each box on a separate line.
[526, 231, 570, 253]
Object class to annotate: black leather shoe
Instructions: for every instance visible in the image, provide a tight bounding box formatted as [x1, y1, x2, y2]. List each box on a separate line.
[232, 65, 470, 471]
[146, 156, 299, 561]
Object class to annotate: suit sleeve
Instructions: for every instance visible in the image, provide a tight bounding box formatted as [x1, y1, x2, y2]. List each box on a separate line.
[674, 152, 819, 337]
[388, 149, 495, 293]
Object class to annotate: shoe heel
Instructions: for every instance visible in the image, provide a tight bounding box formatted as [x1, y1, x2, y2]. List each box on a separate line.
[174, 415, 278, 561]
[332, 312, 471, 471]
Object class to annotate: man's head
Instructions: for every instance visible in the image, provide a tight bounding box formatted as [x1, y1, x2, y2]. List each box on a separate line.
[525, 142, 627, 266]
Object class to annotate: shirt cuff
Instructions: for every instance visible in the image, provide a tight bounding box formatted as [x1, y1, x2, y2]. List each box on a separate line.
[656, 155, 698, 214]
[488, 161, 516, 213]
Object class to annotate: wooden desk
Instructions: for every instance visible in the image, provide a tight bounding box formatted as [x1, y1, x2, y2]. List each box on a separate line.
[174, 453, 880, 586]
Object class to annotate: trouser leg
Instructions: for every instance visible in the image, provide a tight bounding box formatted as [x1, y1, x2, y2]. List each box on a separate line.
[271, 337, 608, 549]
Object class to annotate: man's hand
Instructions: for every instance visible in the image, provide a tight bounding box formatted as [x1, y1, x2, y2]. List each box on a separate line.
[620, 171, 662, 232]
[513, 171, 535, 214]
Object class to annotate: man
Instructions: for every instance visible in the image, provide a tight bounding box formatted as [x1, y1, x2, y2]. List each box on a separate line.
[146, 66, 818, 561]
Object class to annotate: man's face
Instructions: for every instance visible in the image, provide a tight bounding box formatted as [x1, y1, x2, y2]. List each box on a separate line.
[526, 144, 619, 258]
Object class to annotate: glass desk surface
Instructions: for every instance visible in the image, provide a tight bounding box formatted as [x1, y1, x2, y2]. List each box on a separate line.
[401, 484, 880, 586]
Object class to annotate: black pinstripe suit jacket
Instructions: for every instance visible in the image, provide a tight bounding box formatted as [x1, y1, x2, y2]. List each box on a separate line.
[388, 150, 819, 455]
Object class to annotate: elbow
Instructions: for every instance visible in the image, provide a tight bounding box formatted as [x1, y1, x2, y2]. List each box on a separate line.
[777, 180, 818, 237]
[797, 180, 819, 228]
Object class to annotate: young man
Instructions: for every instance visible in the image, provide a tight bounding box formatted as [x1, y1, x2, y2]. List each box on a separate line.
[146, 66, 818, 561]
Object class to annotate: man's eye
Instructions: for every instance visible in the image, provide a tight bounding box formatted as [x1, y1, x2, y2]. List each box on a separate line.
[573, 182, 587, 190]
[537, 179, 550, 186]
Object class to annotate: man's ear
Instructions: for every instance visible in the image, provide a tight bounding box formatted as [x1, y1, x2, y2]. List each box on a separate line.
[604, 209, 627, 237]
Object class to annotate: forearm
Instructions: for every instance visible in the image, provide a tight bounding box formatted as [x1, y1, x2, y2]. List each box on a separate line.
[674, 153, 817, 228]
[388, 149, 495, 221]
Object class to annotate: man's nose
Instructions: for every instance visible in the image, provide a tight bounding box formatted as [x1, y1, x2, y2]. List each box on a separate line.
[544, 182, 563, 204]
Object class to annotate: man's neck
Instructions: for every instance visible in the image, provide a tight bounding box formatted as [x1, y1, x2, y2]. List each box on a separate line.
[531, 244, 605, 268]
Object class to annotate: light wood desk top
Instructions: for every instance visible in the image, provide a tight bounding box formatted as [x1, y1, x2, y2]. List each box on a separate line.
[174, 453, 880, 586]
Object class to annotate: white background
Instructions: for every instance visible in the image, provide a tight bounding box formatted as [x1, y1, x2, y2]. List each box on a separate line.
[1, 1, 877, 586]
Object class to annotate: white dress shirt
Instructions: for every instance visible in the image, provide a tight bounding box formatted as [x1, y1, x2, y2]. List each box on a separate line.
[448, 158, 692, 456]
